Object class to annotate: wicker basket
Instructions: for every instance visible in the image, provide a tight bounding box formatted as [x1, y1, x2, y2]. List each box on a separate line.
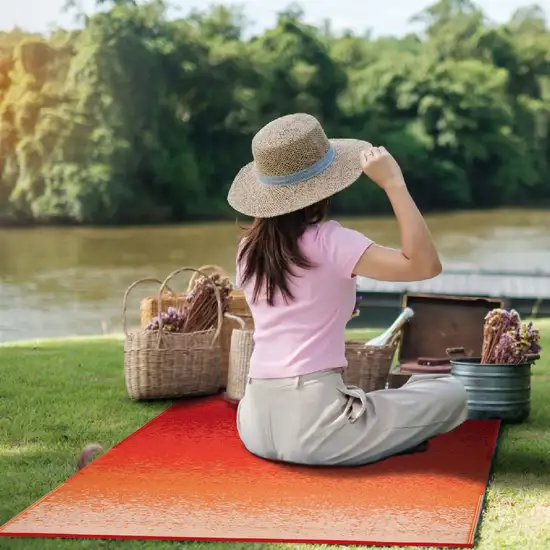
[225, 314, 254, 402]
[222, 289, 253, 385]
[188, 266, 254, 387]
[139, 264, 253, 388]
[123, 268, 223, 400]
[343, 331, 401, 392]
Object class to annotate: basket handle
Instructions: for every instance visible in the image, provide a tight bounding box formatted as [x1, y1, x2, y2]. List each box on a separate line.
[224, 313, 246, 330]
[186, 264, 228, 292]
[159, 267, 223, 347]
[122, 278, 173, 337]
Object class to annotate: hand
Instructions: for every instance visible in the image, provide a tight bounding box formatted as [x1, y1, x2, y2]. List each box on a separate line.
[360, 146, 406, 190]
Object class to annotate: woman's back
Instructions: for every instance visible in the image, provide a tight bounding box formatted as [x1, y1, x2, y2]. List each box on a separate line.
[237, 220, 372, 379]
[228, 113, 467, 467]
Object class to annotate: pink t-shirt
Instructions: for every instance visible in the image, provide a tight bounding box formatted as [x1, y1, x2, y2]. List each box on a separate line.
[236, 220, 374, 379]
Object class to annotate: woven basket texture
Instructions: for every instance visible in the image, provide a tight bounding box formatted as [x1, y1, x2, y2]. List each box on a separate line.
[123, 268, 223, 400]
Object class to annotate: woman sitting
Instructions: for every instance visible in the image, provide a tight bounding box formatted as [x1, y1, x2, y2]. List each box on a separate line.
[227, 113, 468, 466]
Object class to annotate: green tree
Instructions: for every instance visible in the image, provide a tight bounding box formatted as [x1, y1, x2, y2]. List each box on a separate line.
[0, 0, 549, 225]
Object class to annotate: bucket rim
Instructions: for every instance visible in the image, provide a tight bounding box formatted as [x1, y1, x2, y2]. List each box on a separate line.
[450, 357, 536, 368]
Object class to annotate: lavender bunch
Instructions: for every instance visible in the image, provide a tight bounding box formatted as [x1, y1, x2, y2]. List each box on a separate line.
[481, 308, 521, 363]
[210, 272, 233, 299]
[187, 272, 233, 302]
[486, 319, 542, 365]
[491, 332, 522, 364]
[518, 322, 542, 355]
[184, 272, 232, 333]
[145, 307, 186, 333]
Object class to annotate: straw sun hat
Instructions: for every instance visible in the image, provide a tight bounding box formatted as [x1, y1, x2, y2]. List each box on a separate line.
[227, 113, 372, 218]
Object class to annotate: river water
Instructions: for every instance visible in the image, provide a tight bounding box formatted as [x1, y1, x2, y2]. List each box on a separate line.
[1, 209, 549, 343]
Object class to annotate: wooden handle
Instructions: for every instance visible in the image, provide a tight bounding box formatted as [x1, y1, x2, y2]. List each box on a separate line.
[446, 347, 466, 358]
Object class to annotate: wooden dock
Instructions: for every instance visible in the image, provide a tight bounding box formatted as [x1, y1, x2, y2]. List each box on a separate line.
[352, 269, 550, 328]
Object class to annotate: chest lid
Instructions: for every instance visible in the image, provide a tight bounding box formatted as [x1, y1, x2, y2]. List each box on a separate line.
[398, 293, 504, 363]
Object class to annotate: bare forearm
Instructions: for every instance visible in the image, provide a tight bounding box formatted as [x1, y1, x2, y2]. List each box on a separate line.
[358, 146, 442, 281]
[385, 185, 441, 274]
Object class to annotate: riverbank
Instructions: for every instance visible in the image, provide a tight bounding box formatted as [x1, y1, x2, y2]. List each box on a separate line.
[1, 329, 549, 549]
[1, 205, 549, 229]
[3, 208, 550, 344]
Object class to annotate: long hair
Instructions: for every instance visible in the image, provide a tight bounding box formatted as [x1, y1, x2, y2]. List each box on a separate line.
[237, 199, 329, 306]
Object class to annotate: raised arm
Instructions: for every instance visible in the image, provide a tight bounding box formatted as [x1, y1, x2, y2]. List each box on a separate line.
[352, 146, 442, 282]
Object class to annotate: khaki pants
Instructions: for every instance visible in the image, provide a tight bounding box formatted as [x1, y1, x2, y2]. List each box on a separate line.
[237, 368, 468, 466]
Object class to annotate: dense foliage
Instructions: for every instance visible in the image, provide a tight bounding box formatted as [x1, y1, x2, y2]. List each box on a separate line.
[1, 0, 549, 225]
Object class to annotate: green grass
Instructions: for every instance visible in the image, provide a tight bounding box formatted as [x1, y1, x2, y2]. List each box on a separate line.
[1, 325, 549, 550]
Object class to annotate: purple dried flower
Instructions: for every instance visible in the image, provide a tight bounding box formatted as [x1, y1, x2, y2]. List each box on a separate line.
[509, 309, 521, 330]
[492, 332, 521, 364]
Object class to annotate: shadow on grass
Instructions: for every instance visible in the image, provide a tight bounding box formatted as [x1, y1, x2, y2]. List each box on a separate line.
[494, 444, 550, 479]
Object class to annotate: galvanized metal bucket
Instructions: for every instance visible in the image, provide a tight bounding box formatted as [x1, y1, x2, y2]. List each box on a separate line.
[450, 357, 535, 423]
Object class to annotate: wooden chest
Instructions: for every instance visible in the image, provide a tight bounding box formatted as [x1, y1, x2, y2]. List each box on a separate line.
[388, 293, 504, 389]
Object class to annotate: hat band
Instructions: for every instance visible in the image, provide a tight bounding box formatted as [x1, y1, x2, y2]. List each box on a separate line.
[259, 146, 336, 186]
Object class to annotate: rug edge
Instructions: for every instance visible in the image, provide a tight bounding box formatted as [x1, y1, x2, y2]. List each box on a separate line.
[467, 419, 502, 546]
[0, 532, 474, 548]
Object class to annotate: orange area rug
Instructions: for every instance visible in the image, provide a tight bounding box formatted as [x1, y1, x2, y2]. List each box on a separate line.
[0, 397, 499, 547]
